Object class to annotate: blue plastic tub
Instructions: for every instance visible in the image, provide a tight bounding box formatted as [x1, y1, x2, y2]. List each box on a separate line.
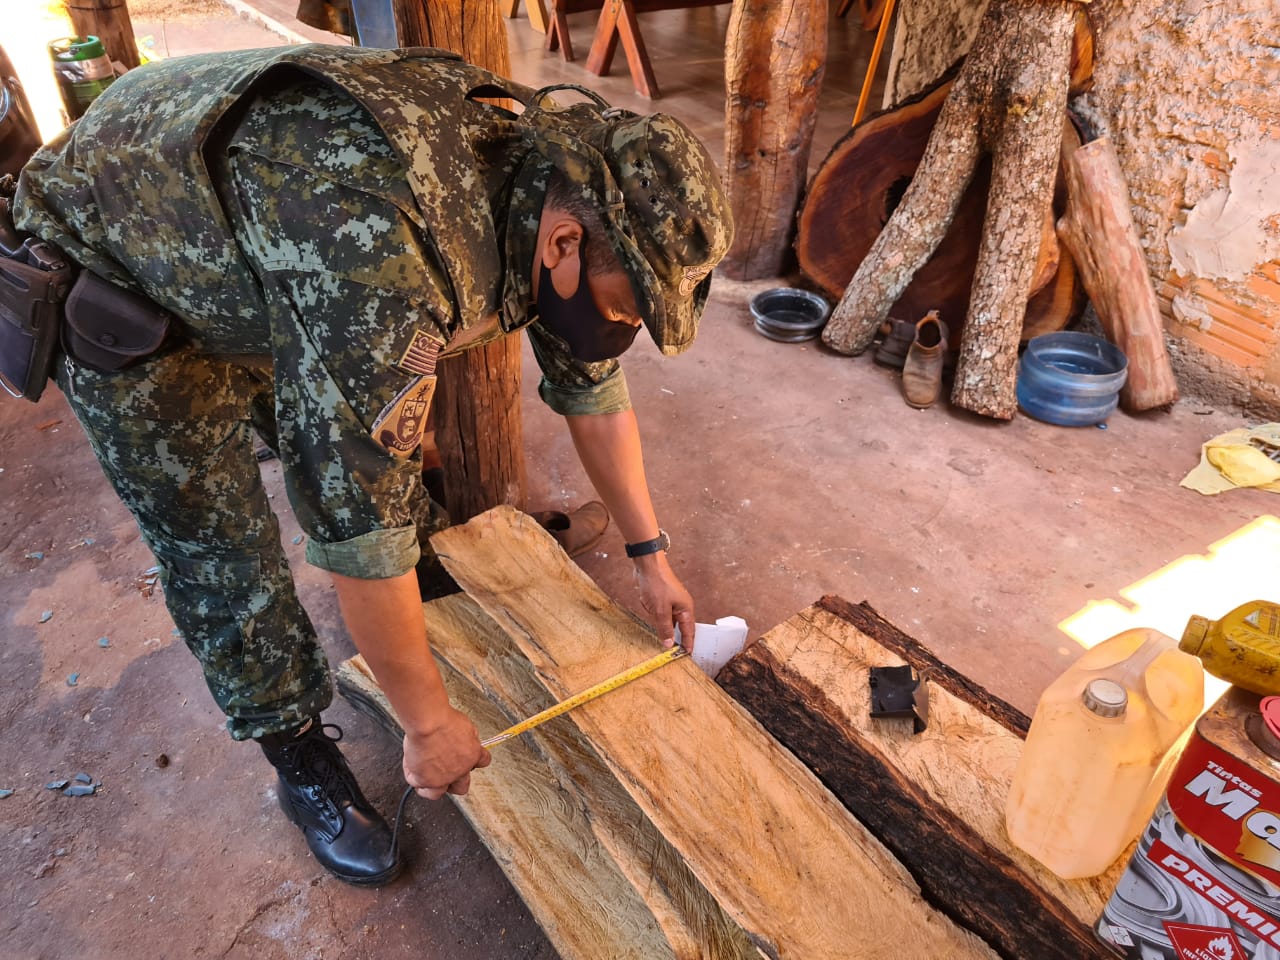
[1016, 332, 1128, 426]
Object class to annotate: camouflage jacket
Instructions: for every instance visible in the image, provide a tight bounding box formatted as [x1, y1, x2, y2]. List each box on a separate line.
[15, 44, 629, 416]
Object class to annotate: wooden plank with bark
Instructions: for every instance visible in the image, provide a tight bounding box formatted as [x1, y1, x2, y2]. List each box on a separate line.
[1056, 135, 1179, 412]
[716, 596, 1126, 960]
[414, 506, 997, 959]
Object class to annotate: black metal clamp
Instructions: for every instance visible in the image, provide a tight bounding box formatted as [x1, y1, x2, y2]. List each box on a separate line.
[869, 664, 929, 734]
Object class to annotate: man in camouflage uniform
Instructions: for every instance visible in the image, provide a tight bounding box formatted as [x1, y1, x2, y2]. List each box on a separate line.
[15, 44, 732, 886]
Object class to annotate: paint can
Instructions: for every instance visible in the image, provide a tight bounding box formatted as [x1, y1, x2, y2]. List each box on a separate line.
[1097, 687, 1280, 959]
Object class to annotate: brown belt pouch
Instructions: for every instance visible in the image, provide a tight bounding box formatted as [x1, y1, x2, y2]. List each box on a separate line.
[0, 202, 73, 401]
[62, 270, 176, 373]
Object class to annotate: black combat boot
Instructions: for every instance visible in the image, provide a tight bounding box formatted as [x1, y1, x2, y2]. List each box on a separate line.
[257, 720, 401, 886]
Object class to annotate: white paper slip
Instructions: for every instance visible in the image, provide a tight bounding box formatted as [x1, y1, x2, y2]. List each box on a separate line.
[676, 616, 749, 677]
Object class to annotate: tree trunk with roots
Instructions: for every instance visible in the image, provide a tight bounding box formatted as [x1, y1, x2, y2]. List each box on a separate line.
[392, 0, 529, 521]
[821, 0, 1079, 420]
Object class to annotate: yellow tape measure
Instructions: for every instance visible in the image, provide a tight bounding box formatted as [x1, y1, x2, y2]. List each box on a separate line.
[481, 646, 687, 749]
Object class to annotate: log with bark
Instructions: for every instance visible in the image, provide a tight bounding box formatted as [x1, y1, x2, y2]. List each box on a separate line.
[720, 0, 828, 279]
[338, 506, 998, 960]
[797, 75, 1082, 351]
[392, 0, 528, 521]
[820, 0, 1080, 420]
[1056, 134, 1178, 412]
[66, 0, 141, 71]
[717, 595, 1127, 960]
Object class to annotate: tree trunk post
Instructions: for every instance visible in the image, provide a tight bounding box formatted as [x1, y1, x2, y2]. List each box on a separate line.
[391, 0, 528, 522]
[720, 0, 827, 280]
[65, 0, 141, 71]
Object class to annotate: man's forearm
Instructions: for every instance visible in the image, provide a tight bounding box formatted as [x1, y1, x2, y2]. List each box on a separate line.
[565, 409, 660, 544]
[328, 568, 454, 737]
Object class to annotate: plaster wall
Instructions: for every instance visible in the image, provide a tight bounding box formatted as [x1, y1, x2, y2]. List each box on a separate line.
[883, 0, 1280, 415]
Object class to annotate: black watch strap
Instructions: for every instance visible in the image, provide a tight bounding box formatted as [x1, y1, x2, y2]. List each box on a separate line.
[624, 529, 670, 558]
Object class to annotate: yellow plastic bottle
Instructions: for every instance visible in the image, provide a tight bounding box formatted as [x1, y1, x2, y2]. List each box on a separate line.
[1179, 600, 1280, 695]
[1004, 628, 1205, 879]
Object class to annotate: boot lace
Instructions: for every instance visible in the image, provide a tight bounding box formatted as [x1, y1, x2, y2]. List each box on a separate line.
[279, 723, 360, 807]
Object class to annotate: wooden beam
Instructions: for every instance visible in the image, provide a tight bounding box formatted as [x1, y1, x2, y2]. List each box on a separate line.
[716, 596, 1127, 960]
[65, 0, 140, 71]
[721, 0, 827, 279]
[338, 597, 751, 960]
[1056, 135, 1179, 412]
[422, 506, 998, 959]
[389, 0, 528, 522]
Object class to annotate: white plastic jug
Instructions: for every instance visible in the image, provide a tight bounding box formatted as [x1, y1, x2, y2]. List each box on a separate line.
[1004, 628, 1204, 879]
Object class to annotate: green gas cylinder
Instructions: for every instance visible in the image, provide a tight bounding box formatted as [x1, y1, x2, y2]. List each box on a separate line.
[49, 36, 115, 121]
[1179, 600, 1280, 695]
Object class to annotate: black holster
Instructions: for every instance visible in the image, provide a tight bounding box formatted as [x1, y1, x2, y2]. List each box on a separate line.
[1, 186, 179, 400]
[0, 193, 72, 401]
[61, 269, 176, 374]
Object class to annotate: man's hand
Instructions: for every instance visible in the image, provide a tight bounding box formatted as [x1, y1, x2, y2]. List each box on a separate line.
[633, 551, 695, 652]
[402, 706, 492, 800]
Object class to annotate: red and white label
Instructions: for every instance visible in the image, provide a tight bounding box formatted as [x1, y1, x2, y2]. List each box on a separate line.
[1164, 922, 1246, 960]
[1168, 733, 1280, 887]
[1148, 838, 1280, 948]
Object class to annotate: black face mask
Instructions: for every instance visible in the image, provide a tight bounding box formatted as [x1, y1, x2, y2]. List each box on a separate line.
[536, 255, 640, 362]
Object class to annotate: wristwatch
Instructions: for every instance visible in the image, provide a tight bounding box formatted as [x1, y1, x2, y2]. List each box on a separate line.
[624, 529, 670, 558]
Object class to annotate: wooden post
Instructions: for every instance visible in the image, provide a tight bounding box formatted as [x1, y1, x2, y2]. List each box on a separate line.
[721, 0, 828, 280]
[65, 0, 141, 71]
[390, 0, 528, 522]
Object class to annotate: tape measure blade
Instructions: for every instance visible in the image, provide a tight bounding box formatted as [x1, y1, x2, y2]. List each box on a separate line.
[481, 646, 685, 749]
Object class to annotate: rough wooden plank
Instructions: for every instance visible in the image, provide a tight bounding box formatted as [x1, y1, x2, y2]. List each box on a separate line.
[431, 506, 997, 960]
[717, 600, 1124, 960]
[337, 594, 745, 960]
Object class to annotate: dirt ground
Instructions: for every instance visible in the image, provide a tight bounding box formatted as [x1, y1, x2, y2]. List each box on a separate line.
[4, 3, 1280, 959]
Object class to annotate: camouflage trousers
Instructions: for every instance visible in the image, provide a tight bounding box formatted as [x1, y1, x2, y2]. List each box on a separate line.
[57, 348, 447, 740]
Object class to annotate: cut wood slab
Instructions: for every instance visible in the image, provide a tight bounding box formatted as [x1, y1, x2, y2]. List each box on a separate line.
[338, 596, 750, 960]
[409, 506, 997, 959]
[717, 596, 1126, 960]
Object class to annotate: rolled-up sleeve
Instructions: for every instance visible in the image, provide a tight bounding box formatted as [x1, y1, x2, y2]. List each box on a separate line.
[305, 526, 421, 579]
[527, 320, 633, 417]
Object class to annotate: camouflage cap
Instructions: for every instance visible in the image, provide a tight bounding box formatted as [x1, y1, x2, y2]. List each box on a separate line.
[518, 90, 733, 356]
[588, 112, 734, 356]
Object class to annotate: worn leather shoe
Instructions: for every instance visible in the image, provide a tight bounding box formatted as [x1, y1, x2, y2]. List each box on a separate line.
[532, 501, 610, 558]
[902, 311, 949, 409]
[258, 720, 401, 886]
[874, 318, 916, 368]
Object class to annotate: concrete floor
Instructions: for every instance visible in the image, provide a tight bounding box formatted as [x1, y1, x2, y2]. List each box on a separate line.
[4, 3, 1280, 959]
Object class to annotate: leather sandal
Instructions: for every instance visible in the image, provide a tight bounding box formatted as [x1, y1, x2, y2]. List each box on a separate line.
[532, 501, 610, 558]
